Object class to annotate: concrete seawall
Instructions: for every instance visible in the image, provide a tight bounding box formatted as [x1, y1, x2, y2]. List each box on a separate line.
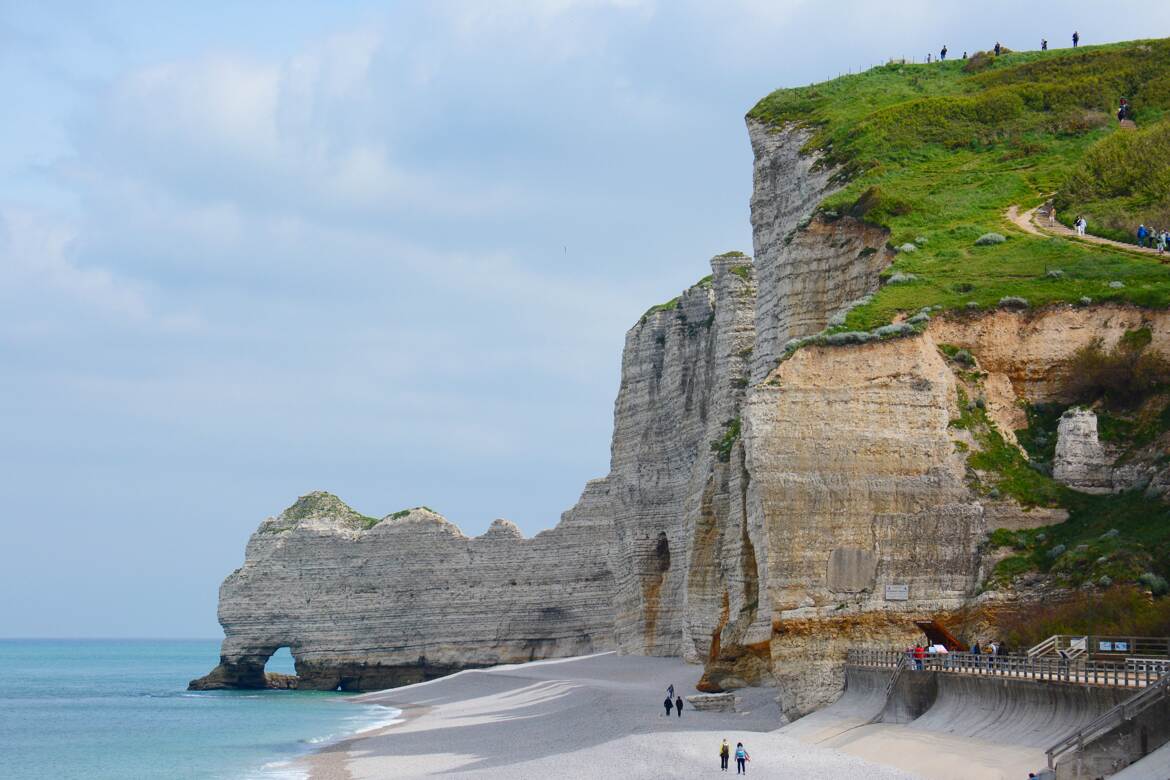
[782, 665, 1132, 778]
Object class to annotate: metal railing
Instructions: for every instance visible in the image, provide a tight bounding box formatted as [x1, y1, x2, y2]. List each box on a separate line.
[1045, 671, 1170, 769]
[847, 649, 1169, 688]
[1029, 635, 1170, 659]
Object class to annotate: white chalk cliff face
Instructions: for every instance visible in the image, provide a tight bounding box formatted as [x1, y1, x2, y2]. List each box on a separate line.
[195, 119, 1170, 715]
[192, 255, 757, 689]
[191, 490, 617, 690]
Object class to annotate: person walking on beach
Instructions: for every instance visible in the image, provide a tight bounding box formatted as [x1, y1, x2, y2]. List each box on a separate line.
[663, 695, 674, 717]
[675, 696, 684, 717]
[720, 739, 731, 772]
[735, 742, 750, 774]
[667, 683, 675, 699]
[1073, 31, 1080, 48]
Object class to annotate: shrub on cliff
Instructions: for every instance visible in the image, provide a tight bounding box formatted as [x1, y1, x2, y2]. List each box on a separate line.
[1055, 118, 1170, 242]
[1065, 329, 1170, 409]
[710, 418, 741, 463]
[996, 586, 1170, 650]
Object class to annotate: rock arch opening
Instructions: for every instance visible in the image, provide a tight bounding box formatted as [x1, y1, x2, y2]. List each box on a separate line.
[261, 646, 299, 689]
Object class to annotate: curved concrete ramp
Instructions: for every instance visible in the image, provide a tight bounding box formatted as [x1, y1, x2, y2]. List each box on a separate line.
[784, 666, 1133, 780]
[780, 665, 889, 742]
[909, 674, 1130, 747]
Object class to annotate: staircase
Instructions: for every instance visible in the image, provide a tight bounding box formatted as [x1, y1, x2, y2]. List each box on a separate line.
[1029, 635, 1088, 660]
[1046, 671, 1170, 772]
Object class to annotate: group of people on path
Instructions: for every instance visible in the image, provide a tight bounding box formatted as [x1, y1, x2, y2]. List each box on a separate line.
[662, 684, 752, 773]
[908, 640, 1007, 670]
[1138, 224, 1170, 253]
[928, 33, 1078, 64]
[663, 683, 684, 717]
[719, 738, 750, 774]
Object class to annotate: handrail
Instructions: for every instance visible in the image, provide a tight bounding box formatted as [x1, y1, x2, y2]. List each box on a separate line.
[1045, 671, 1170, 769]
[846, 648, 1169, 688]
[884, 653, 909, 699]
[1028, 634, 1170, 659]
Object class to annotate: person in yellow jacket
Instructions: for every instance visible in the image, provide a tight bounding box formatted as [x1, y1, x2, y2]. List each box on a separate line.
[720, 739, 731, 772]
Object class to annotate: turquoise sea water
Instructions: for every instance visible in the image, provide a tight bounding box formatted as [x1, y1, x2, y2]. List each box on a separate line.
[0, 640, 400, 779]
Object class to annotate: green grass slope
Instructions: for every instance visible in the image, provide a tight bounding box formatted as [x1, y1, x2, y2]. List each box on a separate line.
[749, 38, 1170, 330]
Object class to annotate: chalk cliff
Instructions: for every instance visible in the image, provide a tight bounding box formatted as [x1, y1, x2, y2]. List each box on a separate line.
[196, 115, 1170, 717]
[192, 255, 757, 689]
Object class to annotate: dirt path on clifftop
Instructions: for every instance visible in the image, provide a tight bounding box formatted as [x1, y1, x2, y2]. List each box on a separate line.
[1005, 204, 1166, 259]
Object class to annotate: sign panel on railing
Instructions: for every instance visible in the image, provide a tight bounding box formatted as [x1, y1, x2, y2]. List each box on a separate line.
[884, 584, 908, 601]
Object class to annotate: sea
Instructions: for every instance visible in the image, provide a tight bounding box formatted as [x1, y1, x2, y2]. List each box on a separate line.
[0, 640, 402, 779]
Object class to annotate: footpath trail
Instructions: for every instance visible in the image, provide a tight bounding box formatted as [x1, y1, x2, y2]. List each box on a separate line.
[1005, 204, 1166, 260]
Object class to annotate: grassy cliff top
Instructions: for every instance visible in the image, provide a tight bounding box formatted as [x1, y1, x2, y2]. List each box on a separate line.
[749, 39, 1170, 330]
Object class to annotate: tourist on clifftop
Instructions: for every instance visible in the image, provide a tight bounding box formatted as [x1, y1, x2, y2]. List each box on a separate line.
[1073, 31, 1080, 47]
[940, 45, 948, 61]
[994, 42, 1002, 56]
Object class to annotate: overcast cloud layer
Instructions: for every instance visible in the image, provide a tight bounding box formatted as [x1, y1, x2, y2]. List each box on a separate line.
[3, 1, 1168, 637]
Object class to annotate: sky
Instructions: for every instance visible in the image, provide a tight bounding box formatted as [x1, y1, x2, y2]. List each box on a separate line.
[3, 2, 1169, 638]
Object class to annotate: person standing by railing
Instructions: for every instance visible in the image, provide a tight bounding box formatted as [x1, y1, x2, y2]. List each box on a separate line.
[913, 643, 925, 671]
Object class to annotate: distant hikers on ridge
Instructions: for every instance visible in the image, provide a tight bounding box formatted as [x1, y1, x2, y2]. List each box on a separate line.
[940, 45, 947, 61]
[1073, 31, 1080, 47]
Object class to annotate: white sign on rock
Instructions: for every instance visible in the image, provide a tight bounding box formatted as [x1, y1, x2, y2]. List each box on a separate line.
[884, 584, 909, 601]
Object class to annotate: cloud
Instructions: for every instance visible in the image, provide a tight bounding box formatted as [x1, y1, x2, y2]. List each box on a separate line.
[0, 207, 151, 321]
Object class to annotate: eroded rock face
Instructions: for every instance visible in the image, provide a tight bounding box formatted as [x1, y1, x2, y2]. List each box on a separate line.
[746, 119, 892, 383]
[607, 254, 757, 656]
[190, 489, 617, 690]
[929, 307, 1170, 402]
[193, 256, 758, 689]
[1053, 408, 1113, 493]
